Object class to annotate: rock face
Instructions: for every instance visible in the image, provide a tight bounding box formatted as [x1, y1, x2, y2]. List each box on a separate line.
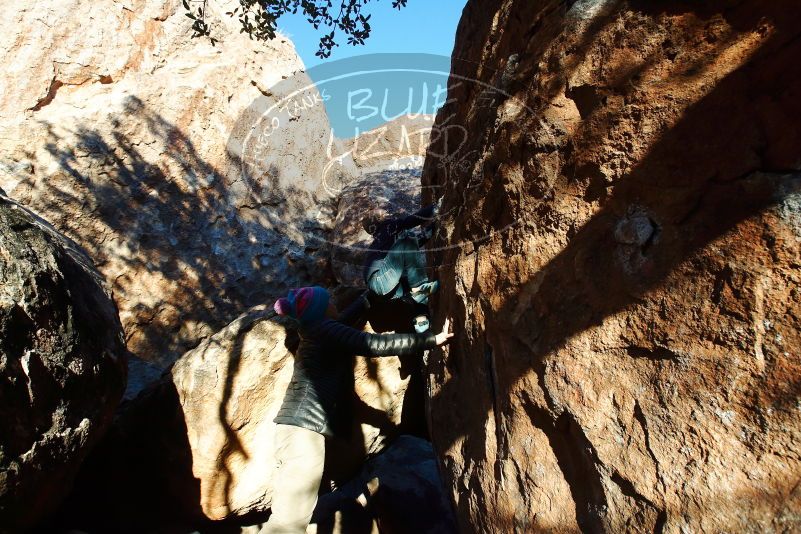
[0, 195, 127, 530]
[330, 115, 435, 287]
[312, 435, 457, 534]
[0, 0, 351, 365]
[423, 1, 801, 532]
[58, 300, 425, 527]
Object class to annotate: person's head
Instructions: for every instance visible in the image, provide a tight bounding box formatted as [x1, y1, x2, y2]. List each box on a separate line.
[273, 286, 331, 324]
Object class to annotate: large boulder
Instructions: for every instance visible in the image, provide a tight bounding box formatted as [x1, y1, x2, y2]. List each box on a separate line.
[56, 300, 425, 529]
[423, 1, 801, 532]
[0, 0, 352, 365]
[0, 195, 127, 530]
[312, 435, 458, 534]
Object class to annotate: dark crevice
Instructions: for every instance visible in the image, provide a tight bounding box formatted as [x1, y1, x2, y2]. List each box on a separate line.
[29, 72, 115, 112]
[250, 80, 272, 97]
[654, 509, 668, 534]
[712, 167, 801, 185]
[2, 303, 37, 359]
[640, 218, 660, 254]
[675, 189, 706, 225]
[485, 340, 509, 480]
[566, 84, 607, 119]
[711, 265, 733, 304]
[610, 472, 656, 508]
[633, 401, 663, 494]
[522, 390, 609, 532]
[484, 341, 499, 411]
[625, 345, 679, 361]
[29, 78, 64, 112]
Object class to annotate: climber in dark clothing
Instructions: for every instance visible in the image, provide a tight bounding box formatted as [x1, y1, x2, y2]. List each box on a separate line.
[262, 286, 452, 534]
[362, 203, 440, 332]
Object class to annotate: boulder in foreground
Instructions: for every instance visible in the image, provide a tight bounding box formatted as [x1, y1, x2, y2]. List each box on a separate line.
[59, 301, 425, 527]
[0, 195, 127, 530]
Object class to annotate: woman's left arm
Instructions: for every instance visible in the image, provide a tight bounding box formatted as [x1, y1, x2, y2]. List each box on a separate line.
[315, 320, 437, 357]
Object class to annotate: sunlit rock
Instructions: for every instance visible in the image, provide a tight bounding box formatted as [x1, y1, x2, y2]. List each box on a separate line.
[423, 1, 801, 531]
[0, 0, 353, 365]
[59, 301, 424, 526]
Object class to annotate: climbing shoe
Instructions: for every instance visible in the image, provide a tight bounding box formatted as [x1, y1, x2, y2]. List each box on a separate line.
[410, 280, 439, 304]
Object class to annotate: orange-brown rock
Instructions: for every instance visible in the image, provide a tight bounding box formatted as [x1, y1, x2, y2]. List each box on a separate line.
[423, 1, 801, 532]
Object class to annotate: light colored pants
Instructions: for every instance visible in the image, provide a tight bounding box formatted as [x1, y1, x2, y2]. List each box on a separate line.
[261, 424, 326, 534]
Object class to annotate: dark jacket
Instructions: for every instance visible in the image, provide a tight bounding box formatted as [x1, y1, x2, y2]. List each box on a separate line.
[273, 295, 437, 437]
[362, 204, 436, 282]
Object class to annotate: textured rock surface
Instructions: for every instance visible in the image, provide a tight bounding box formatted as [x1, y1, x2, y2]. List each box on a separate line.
[58, 300, 424, 526]
[0, 194, 127, 530]
[0, 0, 350, 365]
[330, 115, 434, 287]
[312, 435, 457, 534]
[343, 114, 435, 172]
[423, 1, 801, 532]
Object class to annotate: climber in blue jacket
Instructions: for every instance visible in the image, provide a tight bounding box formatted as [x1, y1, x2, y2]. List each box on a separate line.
[362, 201, 440, 333]
[261, 286, 452, 534]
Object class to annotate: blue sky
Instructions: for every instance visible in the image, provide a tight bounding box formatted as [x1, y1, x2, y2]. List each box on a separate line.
[278, 0, 467, 68]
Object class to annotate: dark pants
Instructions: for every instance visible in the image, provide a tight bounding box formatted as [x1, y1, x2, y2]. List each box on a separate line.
[365, 233, 428, 300]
